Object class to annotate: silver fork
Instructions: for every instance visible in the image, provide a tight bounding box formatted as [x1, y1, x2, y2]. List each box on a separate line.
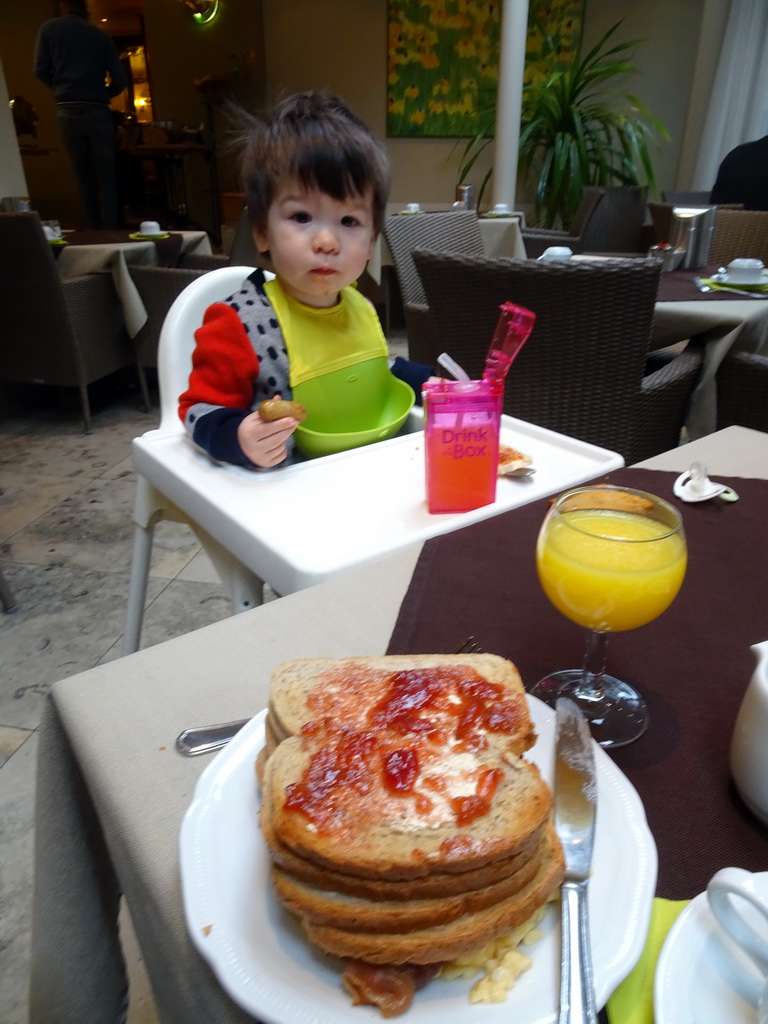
[175, 637, 485, 756]
[453, 635, 483, 655]
[694, 277, 768, 298]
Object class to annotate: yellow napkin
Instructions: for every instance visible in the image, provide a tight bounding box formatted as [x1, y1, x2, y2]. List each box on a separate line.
[606, 898, 689, 1024]
[699, 277, 768, 293]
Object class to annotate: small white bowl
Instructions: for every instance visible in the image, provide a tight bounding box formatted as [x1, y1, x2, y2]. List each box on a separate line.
[727, 258, 765, 284]
[140, 220, 162, 235]
[538, 246, 573, 262]
[491, 203, 511, 215]
[403, 203, 421, 214]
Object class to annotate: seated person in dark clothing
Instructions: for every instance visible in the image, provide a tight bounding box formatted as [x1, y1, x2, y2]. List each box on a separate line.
[709, 134, 768, 211]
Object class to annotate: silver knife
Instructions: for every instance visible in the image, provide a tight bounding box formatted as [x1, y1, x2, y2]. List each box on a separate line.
[555, 697, 598, 1024]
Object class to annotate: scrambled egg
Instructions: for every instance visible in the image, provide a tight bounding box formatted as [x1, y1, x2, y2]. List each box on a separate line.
[438, 895, 556, 1003]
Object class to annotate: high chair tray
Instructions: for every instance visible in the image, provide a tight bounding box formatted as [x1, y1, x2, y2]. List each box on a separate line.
[133, 412, 623, 596]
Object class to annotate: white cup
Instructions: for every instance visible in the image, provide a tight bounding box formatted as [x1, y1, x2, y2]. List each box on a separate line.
[404, 203, 421, 214]
[140, 220, 162, 235]
[707, 867, 768, 1018]
[538, 246, 573, 262]
[42, 224, 55, 240]
[491, 203, 511, 215]
[727, 258, 765, 284]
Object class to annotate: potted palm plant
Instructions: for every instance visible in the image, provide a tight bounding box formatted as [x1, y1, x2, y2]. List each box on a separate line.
[521, 20, 668, 228]
[457, 20, 668, 229]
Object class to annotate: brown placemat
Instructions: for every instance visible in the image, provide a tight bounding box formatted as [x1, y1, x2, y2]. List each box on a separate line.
[387, 467, 768, 900]
[656, 263, 760, 302]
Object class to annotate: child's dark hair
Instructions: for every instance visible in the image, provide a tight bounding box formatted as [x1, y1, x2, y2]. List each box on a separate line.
[239, 91, 391, 236]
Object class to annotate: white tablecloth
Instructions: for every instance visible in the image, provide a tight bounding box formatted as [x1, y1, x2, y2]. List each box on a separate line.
[56, 230, 212, 337]
[652, 298, 768, 438]
[368, 214, 526, 284]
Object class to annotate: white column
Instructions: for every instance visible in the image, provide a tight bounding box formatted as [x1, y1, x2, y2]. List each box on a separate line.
[0, 58, 29, 201]
[492, 0, 529, 211]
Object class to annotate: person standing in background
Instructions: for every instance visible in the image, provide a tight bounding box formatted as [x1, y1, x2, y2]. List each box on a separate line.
[34, 0, 127, 228]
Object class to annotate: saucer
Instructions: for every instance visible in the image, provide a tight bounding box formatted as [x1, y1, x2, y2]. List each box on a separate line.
[655, 891, 764, 1023]
[47, 237, 68, 246]
[715, 270, 768, 287]
[129, 232, 171, 240]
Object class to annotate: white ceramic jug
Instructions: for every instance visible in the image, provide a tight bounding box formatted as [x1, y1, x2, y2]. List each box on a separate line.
[731, 641, 768, 825]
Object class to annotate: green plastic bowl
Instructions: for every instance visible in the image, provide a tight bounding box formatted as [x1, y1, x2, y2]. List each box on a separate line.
[294, 359, 415, 458]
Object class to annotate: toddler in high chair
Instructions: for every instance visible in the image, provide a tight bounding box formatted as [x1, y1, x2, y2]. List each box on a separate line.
[179, 90, 434, 469]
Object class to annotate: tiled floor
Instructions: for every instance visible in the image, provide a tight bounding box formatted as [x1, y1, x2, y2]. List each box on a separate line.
[0, 333, 409, 1024]
[0, 377, 232, 1023]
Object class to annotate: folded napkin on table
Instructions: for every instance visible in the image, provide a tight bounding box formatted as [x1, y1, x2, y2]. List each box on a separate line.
[698, 277, 768, 293]
[605, 898, 689, 1024]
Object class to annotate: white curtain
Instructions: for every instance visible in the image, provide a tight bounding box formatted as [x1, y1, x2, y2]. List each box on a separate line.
[693, 0, 768, 189]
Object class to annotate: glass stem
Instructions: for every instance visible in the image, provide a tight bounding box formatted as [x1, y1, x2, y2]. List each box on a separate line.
[581, 630, 608, 695]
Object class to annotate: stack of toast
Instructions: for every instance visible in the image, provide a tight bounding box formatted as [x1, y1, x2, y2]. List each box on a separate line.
[258, 654, 564, 1012]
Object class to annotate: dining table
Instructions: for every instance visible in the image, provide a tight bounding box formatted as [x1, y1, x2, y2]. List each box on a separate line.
[651, 263, 768, 440]
[53, 229, 213, 338]
[367, 207, 527, 285]
[571, 256, 768, 441]
[30, 424, 768, 1024]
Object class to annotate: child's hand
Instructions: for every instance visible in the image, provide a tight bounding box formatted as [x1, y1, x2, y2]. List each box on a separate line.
[237, 406, 299, 467]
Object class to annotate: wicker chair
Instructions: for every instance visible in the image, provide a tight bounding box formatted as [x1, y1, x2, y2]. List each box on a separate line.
[412, 251, 703, 465]
[0, 211, 150, 432]
[579, 185, 649, 254]
[129, 208, 261, 366]
[519, 187, 606, 258]
[708, 209, 768, 267]
[382, 210, 484, 362]
[716, 351, 768, 432]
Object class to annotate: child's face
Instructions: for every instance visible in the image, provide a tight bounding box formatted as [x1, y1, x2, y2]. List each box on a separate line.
[254, 183, 376, 308]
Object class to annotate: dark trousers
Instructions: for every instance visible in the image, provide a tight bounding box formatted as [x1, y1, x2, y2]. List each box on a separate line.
[57, 103, 119, 229]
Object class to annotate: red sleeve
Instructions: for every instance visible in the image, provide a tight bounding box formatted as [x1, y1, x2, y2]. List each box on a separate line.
[178, 302, 261, 423]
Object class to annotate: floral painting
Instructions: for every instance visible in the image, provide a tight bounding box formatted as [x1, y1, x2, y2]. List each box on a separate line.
[387, 0, 584, 138]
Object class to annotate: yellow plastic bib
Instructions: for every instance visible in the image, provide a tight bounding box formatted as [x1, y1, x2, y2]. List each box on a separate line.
[264, 279, 411, 439]
[264, 279, 388, 387]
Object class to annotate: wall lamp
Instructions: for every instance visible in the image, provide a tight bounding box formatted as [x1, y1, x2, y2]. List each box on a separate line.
[182, 0, 220, 24]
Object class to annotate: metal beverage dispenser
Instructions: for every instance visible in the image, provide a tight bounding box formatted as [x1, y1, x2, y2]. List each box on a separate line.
[670, 206, 717, 268]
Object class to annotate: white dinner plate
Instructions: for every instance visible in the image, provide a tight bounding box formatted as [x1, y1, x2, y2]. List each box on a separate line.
[655, 891, 765, 1024]
[180, 696, 657, 1024]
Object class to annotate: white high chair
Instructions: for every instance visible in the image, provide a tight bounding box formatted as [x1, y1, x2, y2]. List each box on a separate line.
[122, 268, 625, 656]
[123, 266, 272, 655]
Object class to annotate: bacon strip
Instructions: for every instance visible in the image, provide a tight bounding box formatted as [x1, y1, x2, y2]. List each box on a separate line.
[341, 960, 441, 1018]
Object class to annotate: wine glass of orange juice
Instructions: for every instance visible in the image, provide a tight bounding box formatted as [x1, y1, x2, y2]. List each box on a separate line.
[529, 485, 686, 747]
